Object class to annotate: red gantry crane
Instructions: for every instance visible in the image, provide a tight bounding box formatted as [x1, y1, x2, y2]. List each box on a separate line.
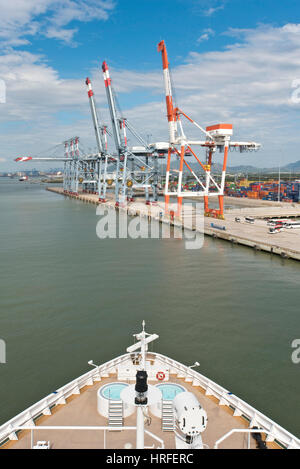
[157, 40, 260, 219]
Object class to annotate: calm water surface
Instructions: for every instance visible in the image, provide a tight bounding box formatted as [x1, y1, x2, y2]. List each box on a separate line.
[0, 179, 299, 436]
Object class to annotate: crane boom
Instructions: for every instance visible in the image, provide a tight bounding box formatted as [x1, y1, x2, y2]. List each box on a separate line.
[157, 40, 177, 144]
[157, 40, 261, 219]
[102, 61, 122, 153]
[85, 78, 104, 155]
[85, 77, 109, 202]
[102, 61, 131, 205]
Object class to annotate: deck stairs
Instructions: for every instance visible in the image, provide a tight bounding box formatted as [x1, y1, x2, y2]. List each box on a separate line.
[108, 400, 123, 429]
[162, 400, 175, 432]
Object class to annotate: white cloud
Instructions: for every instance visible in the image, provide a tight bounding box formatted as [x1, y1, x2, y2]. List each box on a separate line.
[49, 0, 115, 26]
[197, 28, 215, 43]
[2, 23, 300, 169]
[0, 0, 115, 46]
[203, 5, 224, 17]
[45, 27, 79, 45]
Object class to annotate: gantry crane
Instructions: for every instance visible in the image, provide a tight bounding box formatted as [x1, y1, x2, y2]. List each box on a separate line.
[15, 138, 99, 195]
[85, 77, 109, 201]
[102, 61, 127, 206]
[157, 40, 261, 219]
[102, 61, 165, 206]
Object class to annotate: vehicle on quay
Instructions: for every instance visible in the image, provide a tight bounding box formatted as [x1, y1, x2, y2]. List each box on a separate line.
[269, 226, 283, 234]
[267, 219, 289, 227]
[284, 222, 300, 229]
[245, 217, 255, 224]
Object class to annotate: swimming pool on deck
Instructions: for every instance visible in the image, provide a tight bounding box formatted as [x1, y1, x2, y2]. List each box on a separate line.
[97, 382, 135, 418]
[100, 383, 128, 400]
[97, 381, 187, 418]
[156, 383, 186, 400]
[150, 383, 187, 418]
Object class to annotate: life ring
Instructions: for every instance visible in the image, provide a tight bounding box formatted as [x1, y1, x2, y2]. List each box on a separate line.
[156, 371, 165, 381]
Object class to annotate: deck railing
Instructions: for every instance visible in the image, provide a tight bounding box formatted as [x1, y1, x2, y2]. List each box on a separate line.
[0, 353, 129, 445]
[10, 425, 165, 449]
[0, 351, 299, 449]
[154, 352, 300, 449]
[214, 428, 276, 449]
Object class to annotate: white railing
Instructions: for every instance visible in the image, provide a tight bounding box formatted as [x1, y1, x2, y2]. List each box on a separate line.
[12, 425, 164, 449]
[0, 353, 130, 445]
[145, 430, 165, 449]
[1, 351, 299, 449]
[214, 428, 276, 449]
[153, 353, 300, 449]
[16, 425, 136, 449]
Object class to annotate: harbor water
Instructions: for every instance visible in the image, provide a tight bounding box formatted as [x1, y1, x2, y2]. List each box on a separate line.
[0, 179, 299, 437]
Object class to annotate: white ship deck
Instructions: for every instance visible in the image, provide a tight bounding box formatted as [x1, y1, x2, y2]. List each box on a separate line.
[1, 347, 298, 450]
[2, 373, 261, 450]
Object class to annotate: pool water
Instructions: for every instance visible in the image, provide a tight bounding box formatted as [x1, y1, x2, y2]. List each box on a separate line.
[100, 383, 128, 400]
[156, 383, 186, 400]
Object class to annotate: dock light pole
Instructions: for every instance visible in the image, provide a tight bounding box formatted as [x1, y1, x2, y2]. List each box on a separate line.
[185, 361, 200, 380]
[188, 361, 200, 370]
[88, 360, 99, 369]
[278, 165, 281, 202]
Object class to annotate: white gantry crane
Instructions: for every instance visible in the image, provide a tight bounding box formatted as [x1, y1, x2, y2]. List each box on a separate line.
[15, 138, 100, 196]
[102, 61, 166, 206]
[157, 40, 261, 219]
[85, 77, 110, 202]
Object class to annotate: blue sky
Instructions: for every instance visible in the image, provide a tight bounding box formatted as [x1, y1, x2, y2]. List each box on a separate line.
[19, 1, 300, 72]
[1, 0, 300, 170]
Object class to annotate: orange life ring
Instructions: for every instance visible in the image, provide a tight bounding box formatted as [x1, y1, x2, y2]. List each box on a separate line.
[156, 371, 165, 381]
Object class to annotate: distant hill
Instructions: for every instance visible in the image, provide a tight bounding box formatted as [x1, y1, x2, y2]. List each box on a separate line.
[181, 161, 300, 174]
[226, 165, 259, 174]
[284, 160, 300, 171]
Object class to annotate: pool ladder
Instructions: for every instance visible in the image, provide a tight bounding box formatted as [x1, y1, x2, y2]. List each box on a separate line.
[108, 400, 124, 429]
[162, 400, 175, 432]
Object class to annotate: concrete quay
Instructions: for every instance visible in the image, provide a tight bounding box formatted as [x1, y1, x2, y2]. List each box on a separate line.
[46, 187, 300, 262]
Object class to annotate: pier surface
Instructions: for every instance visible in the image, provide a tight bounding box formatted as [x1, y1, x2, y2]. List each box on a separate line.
[47, 187, 300, 261]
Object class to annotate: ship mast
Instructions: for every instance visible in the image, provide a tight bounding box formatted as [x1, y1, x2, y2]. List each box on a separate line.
[124, 322, 160, 449]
